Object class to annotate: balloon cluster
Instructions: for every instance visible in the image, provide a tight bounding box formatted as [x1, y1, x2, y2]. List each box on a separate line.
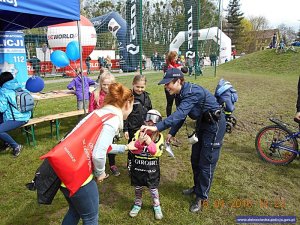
[50, 41, 80, 68]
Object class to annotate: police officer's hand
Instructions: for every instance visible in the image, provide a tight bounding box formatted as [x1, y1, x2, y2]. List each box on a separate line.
[140, 125, 158, 133]
[124, 131, 129, 140]
[166, 134, 173, 144]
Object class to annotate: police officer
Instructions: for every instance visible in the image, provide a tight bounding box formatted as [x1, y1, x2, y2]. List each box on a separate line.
[141, 68, 226, 213]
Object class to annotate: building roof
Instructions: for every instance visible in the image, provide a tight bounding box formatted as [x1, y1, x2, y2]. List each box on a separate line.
[250, 29, 279, 39]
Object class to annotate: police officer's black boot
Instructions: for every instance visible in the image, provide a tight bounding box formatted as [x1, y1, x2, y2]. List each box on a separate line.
[182, 187, 195, 195]
[190, 197, 203, 213]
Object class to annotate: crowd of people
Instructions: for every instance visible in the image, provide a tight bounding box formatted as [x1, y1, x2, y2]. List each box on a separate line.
[58, 57, 227, 223]
[0, 50, 226, 224]
[3, 49, 299, 224]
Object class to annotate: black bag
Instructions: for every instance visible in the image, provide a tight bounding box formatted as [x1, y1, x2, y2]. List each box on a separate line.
[26, 159, 61, 205]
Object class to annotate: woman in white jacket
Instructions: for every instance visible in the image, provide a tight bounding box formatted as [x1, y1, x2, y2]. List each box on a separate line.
[60, 82, 135, 225]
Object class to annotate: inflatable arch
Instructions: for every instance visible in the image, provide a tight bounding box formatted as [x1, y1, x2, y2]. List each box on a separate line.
[91, 11, 138, 72]
[169, 27, 231, 64]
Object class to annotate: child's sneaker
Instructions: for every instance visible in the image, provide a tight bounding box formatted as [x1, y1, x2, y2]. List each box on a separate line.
[153, 205, 163, 220]
[129, 205, 141, 217]
[110, 165, 120, 176]
[13, 145, 22, 157]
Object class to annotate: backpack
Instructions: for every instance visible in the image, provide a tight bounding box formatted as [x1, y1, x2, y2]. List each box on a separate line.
[215, 79, 238, 113]
[8, 88, 34, 119]
[25, 159, 61, 205]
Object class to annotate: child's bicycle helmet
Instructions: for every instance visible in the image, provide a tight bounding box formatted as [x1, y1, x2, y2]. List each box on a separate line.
[145, 109, 162, 124]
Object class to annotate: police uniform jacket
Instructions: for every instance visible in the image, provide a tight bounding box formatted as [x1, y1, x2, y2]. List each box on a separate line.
[156, 82, 220, 136]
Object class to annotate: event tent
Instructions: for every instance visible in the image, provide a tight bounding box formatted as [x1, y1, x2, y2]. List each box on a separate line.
[0, 0, 90, 112]
[0, 0, 80, 31]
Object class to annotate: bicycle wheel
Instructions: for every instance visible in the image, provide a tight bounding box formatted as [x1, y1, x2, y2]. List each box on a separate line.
[255, 125, 298, 165]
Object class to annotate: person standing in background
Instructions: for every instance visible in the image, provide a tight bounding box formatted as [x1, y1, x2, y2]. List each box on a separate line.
[85, 56, 91, 74]
[272, 33, 277, 49]
[105, 56, 112, 71]
[67, 73, 95, 110]
[29, 56, 41, 76]
[232, 49, 237, 59]
[163, 51, 181, 117]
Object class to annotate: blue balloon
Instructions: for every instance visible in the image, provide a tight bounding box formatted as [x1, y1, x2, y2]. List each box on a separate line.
[66, 41, 80, 61]
[50, 50, 70, 68]
[25, 76, 45, 93]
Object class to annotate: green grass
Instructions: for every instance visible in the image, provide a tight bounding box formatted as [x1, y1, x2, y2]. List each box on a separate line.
[219, 47, 300, 76]
[0, 52, 300, 225]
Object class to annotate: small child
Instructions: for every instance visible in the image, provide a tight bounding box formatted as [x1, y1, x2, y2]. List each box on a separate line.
[88, 71, 121, 176]
[67, 73, 95, 110]
[129, 109, 164, 220]
[123, 75, 152, 173]
[95, 67, 106, 85]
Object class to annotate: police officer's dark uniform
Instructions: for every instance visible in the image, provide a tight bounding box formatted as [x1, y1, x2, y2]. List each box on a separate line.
[155, 68, 226, 212]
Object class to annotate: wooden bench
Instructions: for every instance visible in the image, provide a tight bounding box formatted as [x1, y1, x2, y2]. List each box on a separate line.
[22, 110, 85, 146]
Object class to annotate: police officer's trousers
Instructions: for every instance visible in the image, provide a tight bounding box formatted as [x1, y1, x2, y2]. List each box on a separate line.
[191, 113, 226, 200]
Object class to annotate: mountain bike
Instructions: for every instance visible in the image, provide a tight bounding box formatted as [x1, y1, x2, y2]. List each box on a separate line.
[255, 118, 300, 165]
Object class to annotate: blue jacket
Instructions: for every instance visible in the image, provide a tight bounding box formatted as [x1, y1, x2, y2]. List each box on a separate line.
[156, 82, 220, 136]
[67, 75, 95, 101]
[0, 79, 31, 122]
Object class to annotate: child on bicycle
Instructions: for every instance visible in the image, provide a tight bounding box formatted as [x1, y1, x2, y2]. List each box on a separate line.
[128, 109, 164, 220]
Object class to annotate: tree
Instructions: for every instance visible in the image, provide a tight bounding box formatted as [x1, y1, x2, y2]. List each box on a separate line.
[223, 0, 244, 50]
[249, 16, 269, 31]
[83, 0, 117, 18]
[277, 24, 297, 44]
[239, 18, 254, 53]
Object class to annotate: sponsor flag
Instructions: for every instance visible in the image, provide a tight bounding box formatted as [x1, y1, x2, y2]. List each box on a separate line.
[184, 0, 199, 60]
[125, 0, 141, 69]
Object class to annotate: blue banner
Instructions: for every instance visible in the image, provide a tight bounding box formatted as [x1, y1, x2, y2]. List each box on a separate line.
[0, 0, 80, 31]
[91, 11, 138, 72]
[0, 31, 28, 87]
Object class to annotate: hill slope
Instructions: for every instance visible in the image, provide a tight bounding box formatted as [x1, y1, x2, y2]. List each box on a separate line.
[219, 48, 300, 76]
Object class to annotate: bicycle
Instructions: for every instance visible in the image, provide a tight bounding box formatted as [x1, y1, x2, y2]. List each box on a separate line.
[255, 117, 300, 165]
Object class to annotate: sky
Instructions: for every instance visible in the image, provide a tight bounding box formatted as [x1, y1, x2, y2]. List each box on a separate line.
[222, 0, 300, 30]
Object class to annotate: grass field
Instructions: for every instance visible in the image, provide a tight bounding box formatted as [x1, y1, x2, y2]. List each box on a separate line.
[0, 50, 300, 225]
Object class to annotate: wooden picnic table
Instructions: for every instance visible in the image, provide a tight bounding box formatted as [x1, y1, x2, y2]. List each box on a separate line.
[31, 90, 75, 100]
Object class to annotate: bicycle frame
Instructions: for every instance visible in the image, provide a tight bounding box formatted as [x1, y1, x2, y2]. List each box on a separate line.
[270, 131, 300, 154]
[269, 118, 300, 155]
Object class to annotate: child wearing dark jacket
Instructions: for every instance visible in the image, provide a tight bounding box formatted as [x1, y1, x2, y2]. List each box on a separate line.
[123, 75, 152, 172]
